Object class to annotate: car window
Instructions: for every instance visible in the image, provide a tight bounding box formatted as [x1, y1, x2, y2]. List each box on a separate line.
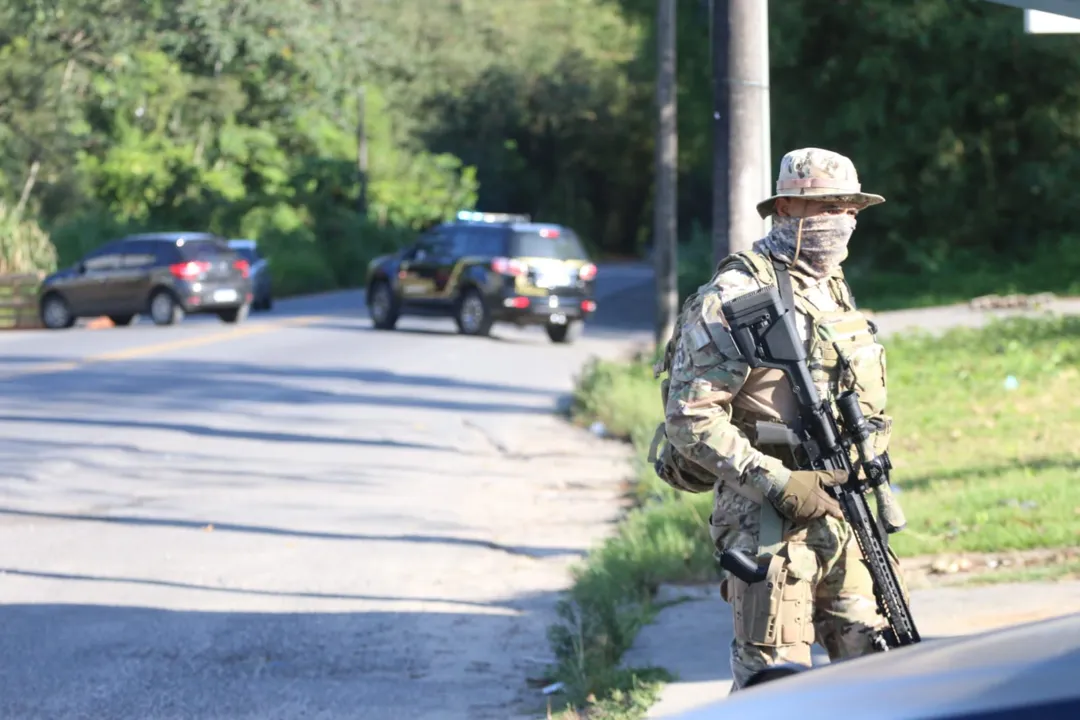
[154, 242, 184, 265]
[231, 246, 260, 263]
[456, 226, 507, 257]
[413, 229, 453, 260]
[82, 242, 123, 272]
[445, 227, 472, 257]
[119, 240, 156, 268]
[510, 229, 587, 260]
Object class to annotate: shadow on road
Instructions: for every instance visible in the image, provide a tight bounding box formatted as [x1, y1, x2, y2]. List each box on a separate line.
[0, 438, 410, 493]
[0, 601, 561, 719]
[0, 568, 528, 608]
[0, 356, 561, 417]
[0, 413, 467, 451]
[0, 507, 585, 558]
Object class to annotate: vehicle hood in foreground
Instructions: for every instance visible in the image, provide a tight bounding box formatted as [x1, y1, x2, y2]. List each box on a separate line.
[666, 612, 1080, 720]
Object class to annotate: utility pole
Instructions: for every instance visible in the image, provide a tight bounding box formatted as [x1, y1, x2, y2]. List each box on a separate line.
[711, 0, 771, 264]
[357, 85, 369, 215]
[654, 0, 679, 349]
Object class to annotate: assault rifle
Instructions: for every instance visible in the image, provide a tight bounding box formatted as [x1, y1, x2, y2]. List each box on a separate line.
[715, 283, 921, 651]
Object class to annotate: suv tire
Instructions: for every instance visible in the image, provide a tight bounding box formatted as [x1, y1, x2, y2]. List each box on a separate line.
[546, 320, 581, 344]
[368, 280, 399, 330]
[218, 303, 250, 324]
[455, 287, 493, 337]
[149, 289, 185, 326]
[40, 293, 75, 329]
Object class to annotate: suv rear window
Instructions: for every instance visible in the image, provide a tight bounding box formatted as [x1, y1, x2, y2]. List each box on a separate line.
[510, 230, 587, 260]
[231, 246, 260, 263]
[178, 238, 233, 260]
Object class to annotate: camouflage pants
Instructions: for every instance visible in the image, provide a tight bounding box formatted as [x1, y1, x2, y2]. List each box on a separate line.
[708, 486, 908, 691]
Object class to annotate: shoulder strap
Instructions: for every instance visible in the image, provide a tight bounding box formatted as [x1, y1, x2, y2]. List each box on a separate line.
[721, 249, 777, 286]
[827, 275, 858, 312]
[771, 259, 796, 317]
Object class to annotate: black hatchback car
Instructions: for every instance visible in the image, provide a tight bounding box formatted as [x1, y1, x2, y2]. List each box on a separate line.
[39, 232, 253, 329]
[364, 212, 598, 343]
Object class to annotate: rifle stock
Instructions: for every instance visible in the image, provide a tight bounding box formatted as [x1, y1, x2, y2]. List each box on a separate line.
[717, 285, 920, 650]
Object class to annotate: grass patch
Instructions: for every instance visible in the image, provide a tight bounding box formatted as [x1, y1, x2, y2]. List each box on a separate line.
[544, 313, 1080, 718]
[542, 450, 710, 718]
[884, 315, 1080, 555]
[846, 245, 1080, 311]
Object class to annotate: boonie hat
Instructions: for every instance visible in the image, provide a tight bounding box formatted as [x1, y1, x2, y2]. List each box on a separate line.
[756, 147, 885, 219]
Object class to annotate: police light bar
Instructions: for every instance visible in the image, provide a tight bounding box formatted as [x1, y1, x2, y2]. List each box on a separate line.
[456, 210, 531, 223]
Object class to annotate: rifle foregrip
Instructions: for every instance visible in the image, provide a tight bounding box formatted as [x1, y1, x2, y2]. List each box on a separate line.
[720, 549, 769, 584]
[872, 483, 907, 534]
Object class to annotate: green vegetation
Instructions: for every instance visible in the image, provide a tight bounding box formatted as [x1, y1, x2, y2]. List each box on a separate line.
[0, 202, 58, 274]
[546, 314, 1080, 718]
[3, 1, 1080, 299]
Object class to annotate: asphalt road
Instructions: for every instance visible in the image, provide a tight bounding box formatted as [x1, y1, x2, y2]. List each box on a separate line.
[0, 267, 654, 720]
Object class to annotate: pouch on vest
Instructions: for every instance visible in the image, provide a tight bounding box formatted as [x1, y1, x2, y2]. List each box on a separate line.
[649, 301, 718, 495]
[649, 369, 716, 494]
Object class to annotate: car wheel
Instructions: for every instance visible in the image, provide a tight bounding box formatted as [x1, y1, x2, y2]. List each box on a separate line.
[368, 281, 399, 330]
[217, 303, 250, 324]
[455, 287, 493, 337]
[109, 314, 135, 326]
[545, 320, 581, 344]
[261, 295, 273, 312]
[149, 289, 185, 326]
[40, 293, 75, 329]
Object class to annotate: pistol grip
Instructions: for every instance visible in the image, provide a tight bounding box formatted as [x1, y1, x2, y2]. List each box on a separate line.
[720, 549, 769, 584]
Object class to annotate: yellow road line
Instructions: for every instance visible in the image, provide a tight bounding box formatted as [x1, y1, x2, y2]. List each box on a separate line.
[2, 315, 326, 378]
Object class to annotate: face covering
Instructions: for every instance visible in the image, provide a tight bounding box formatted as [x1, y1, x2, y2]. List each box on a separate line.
[755, 214, 856, 279]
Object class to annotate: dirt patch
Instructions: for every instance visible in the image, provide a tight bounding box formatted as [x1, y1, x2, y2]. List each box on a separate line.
[901, 547, 1080, 589]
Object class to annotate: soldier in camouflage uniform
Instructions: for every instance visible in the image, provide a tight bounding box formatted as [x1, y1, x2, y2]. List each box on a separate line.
[648, 148, 908, 690]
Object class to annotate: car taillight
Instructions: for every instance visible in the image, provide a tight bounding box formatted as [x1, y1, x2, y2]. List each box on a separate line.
[169, 261, 210, 280]
[233, 259, 250, 278]
[492, 257, 528, 276]
[578, 263, 597, 282]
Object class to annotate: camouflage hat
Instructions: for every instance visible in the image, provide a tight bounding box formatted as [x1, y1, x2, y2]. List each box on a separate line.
[756, 147, 885, 219]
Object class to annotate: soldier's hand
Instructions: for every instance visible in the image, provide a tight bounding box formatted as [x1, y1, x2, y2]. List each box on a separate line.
[772, 469, 847, 524]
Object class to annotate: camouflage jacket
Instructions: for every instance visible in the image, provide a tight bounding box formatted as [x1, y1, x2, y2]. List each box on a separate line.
[651, 247, 892, 505]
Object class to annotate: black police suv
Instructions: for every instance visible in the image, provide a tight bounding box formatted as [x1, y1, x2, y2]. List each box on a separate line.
[39, 232, 253, 329]
[364, 212, 598, 343]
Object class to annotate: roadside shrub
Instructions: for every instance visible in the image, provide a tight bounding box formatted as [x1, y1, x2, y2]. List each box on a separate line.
[0, 204, 59, 274]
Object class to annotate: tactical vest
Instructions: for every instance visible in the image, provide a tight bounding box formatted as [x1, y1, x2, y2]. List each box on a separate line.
[649, 249, 892, 494]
